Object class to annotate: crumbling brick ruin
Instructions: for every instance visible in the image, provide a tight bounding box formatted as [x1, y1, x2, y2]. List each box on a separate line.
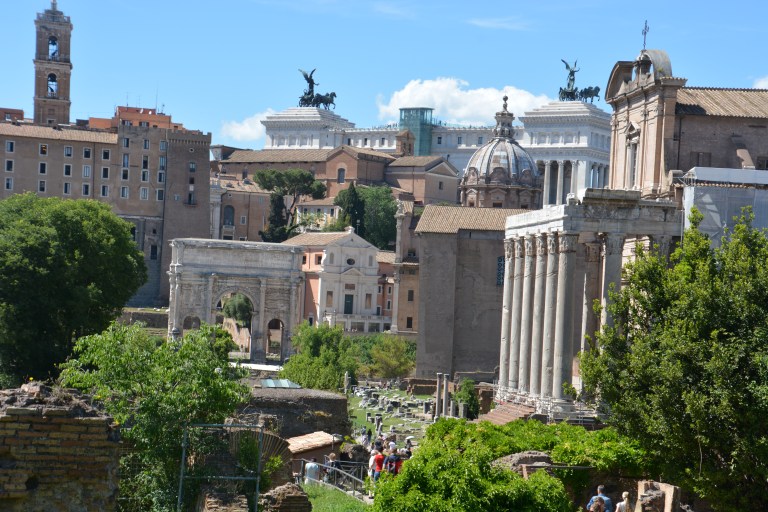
[258, 483, 311, 512]
[0, 383, 120, 512]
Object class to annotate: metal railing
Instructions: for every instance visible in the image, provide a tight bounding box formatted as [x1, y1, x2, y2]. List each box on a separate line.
[297, 458, 368, 502]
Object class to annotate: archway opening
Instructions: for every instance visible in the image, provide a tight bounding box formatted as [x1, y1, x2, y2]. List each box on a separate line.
[48, 36, 58, 59]
[182, 316, 201, 330]
[221, 293, 254, 354]
[266, 319, 284, 359]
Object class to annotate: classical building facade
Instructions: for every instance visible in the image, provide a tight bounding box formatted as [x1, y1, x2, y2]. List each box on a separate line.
[497, 47, 768, 416]
[1, 3, 211, 305]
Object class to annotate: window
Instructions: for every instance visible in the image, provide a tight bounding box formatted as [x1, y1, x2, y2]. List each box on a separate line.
[39, 144, 48, 155]
[365, 293, 372, 309]
[477, 136, 483, 144]
[100, 185, 109, 197]
[102, 149, 110, 160]
[39, 162, 47, 174]
[139, 122, 149, 128]
[64, 146, 72, 157]
[120, 186, 129, 198]
[122, 154, 129, 167]
[378, 285, 382, 294]
[156, 189, 164, 201]
[438, 181, 444, 190]
[82, 183, 90, 196]
[386, 299, 391, 310]
[5, 141, 14, 153]
[457, 136, 462, 145]
[82, 165, 91, 178]
[437, 136, 442, 144]
[223, 205, 235, 226]
[189, 177, 195, 185]
[159, 156, 166, 170]
[387, 286, 392, 294]
[337, 168, 345, 184]
[83, 147, 91, 159]
[122, 137, 130, 148]
[346, 258, 355, 265]
[140, 187, 148, 200]
[325, 291, 333, 308]
[141, 170, 149, 182]
[329, 208, 334, 217]
[101, 167, 109, 179]
[64, 164, 71, 176]
[4, 160, 12, 172]
[240, 215, 247, 225]
[364, 137, 368, 146]
[38, 180, 46, 192]
[63, 182, 71, 194]
[406, 317, 413, 329]
[329, 252, 334, 264]
[376, 306, 381, 316]
[143, 139, 150, 150]
[407, 289, 414, 302]
[150, 245, 158, 260]
[159, 140, 167, 151]
[347, 138, 351, 145]
[187, 192, 195, 205]
[158, 171, 165, 183]
[122, 169, 129, 180]
[4, 177, 12, 190]
[380, 137, 385, 146]
[142, 155, 149, 169]
[315, 254, 322, 265]
[406, 248, 416, 257]
[302, 255, 307, 264]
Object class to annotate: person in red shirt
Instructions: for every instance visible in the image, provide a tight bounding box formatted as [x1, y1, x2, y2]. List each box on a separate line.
[372, 450, 386, 482]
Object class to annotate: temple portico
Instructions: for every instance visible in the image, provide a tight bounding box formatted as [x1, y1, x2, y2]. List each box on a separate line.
[497, 189, 681, 414]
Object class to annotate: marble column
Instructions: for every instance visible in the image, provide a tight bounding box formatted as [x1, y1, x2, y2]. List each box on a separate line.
[553, 233, 578, 400]
[498, 239, 515, 390]
[601, 233, 625, 328]
[508, 238, 525, 389]
[529, 234, 547, 398]
[543, 161, 552, 206]
[570, 160, 579, 197]
[556, 161, 564, 205]
[435, 373, 442, 418]
[580, 241, 602, 355]
[540, 234, 559, 398]
[652, 234, 672, 260]
[442, 373, 450, 418]
[517, 235, 536, 394]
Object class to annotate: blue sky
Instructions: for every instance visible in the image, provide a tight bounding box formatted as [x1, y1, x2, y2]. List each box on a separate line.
[2, 1, 768, 148]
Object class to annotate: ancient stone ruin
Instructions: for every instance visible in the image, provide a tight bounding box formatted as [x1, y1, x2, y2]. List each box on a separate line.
[0, 382, 120, 511]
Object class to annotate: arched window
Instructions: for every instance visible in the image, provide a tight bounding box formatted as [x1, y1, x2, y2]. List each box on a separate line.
[47, 74, 58, 97]
[337, 168, 346, 184]
[223, 205, 235, 226]
[48, 36, 58, 59]
[328, 252, 334, 264]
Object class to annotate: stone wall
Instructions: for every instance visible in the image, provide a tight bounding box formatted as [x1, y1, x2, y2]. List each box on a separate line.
[258, 483, 311, 512]
[245, 388, 350, 439]
[0, 383, 120, 511]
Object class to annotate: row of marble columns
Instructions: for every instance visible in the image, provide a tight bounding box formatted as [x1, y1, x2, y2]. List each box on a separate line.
[498, 231, 627, 402]
[541, 160, 577, 206]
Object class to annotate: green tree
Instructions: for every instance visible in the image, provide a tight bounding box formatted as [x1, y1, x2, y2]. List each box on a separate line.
[359, 186, 397, 249]
[223, 293, 253, 328]
[0, 193, 146, 384]
[60, 322, 249, 512]
[254, 168, 326, 242]
[279, 322, 358, 390]
[453, 379, 480, 420]
[369, 335, 415, 378]
[334, 182, 365, 236]
[581, 208, 768, 510]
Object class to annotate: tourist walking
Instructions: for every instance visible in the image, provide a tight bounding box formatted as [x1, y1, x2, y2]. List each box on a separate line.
[304, 458, 321, 483]
[616, 491, 630, 512]
[586, 485, 613, 512]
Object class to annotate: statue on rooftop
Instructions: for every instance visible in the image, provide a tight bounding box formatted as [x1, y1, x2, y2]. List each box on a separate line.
[298, 68, 337, 109]
[561, 59, 580, 91]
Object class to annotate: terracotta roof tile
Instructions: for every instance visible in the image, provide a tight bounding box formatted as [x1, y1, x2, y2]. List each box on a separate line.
[676, 88, 768, 118]
[297, 196, 337, 206]
[0, 123, 117, 144]
[223, 148, 333, 163]
[281, 231, 350, 247]
[389, 156, 443, 167]
[376, 251, 395, 264]
[415, 205, 526, 234]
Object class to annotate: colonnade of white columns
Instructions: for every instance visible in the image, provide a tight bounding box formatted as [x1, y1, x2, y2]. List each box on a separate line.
[539, 160, 610, 206]
[497, 231, 628, 402]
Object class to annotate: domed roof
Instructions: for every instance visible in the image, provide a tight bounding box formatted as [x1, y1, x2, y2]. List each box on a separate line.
[464, 97, 539, 184]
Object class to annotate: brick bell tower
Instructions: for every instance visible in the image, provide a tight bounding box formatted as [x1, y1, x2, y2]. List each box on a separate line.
[33, 1, 73, 125]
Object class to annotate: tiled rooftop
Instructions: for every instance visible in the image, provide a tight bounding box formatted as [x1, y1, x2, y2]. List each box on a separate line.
[676, 87, 768, 118]
[0, 123, 117, 144]
[281, 231, 350, 247]
[415, 205, 526, 234]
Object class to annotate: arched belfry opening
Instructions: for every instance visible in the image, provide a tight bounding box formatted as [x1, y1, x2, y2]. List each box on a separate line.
[48, 36, 58, 59]
[47, 74, 58, 97]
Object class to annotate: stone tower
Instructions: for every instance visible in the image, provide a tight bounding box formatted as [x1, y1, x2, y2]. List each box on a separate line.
[33, 1, 73, 125]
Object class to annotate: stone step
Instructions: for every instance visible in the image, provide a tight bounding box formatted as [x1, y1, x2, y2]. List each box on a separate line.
[476, 402, 535, 425]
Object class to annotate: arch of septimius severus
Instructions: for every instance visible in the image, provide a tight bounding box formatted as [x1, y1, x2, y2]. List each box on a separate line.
[167, 239, 304, 362]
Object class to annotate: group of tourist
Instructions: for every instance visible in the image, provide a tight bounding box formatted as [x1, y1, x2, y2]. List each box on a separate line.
[586, 485, 631, 512]
[368, 436, 413, 484]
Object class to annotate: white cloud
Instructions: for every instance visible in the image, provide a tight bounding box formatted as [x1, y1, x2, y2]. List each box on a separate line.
[754, 76, 768, 89]
[467, 17, 529, 31]
[377, 77, 552, 126]
[220, 109, 275, 142]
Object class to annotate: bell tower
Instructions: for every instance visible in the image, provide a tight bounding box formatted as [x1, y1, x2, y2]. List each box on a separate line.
[33, 1, 73, 125]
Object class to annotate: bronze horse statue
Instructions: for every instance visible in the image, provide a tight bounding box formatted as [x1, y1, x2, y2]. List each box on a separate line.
[313, 92, 336, 110]
[579, 86, 600, 103]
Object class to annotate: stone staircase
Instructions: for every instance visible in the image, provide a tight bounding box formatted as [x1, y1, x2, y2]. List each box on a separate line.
[476, 402, 536, 425]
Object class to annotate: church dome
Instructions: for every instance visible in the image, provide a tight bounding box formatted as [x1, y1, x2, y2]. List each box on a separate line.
[464, 97, 539, 185]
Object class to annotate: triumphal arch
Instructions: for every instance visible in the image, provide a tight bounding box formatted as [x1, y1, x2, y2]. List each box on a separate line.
[167, 239, 304, 362]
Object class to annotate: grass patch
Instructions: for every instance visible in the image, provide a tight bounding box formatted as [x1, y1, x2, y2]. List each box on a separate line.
[303, 483, 370, 511]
